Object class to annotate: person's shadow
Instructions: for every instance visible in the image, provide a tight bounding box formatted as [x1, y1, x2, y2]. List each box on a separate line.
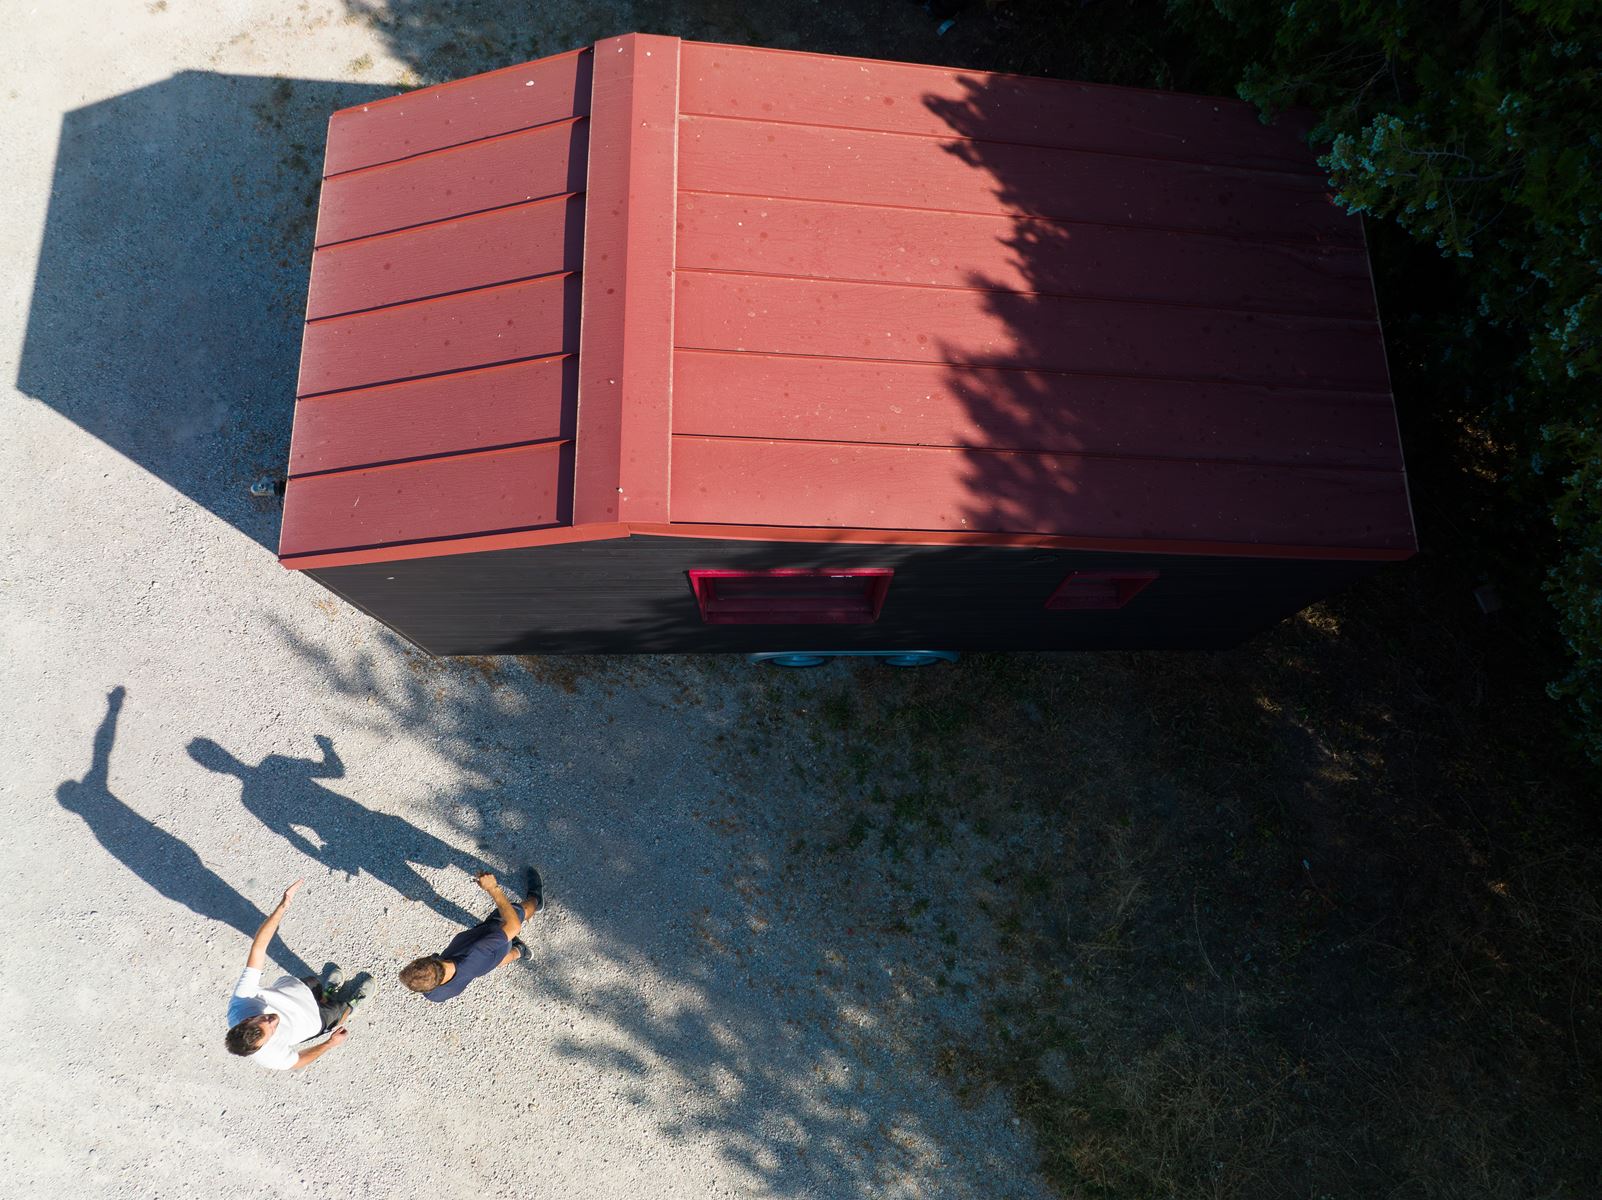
[187, 734, 481, 926]
[56, 687, 313, 976]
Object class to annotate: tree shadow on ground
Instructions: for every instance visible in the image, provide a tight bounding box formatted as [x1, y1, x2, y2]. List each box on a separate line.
[341, 0, 945, 88]
[188, 733, 485, 929]
[341, 580, 1599, 1198]
[275, 615, 1044, 1197]
[882, 67, 1602, 1198]
[16, 71, 389, 549]
[55, 687, 314, 978]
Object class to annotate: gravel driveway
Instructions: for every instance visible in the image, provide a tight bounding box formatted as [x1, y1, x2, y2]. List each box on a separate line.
[0, 3, 1047, 1196]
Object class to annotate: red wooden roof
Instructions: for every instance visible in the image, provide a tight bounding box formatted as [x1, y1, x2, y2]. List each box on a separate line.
[279, 36, 1414, 570]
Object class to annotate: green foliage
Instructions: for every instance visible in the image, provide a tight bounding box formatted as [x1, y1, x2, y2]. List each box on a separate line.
[1168, 0, 1602, 760]
[1546, 412, 1602, 739]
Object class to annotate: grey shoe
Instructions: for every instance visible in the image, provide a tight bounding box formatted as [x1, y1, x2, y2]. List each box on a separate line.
[320, 963, 345, 1004]
[525, 867, 544, 914]
[509, 936, 531, 965]
[344, 971, 375, 1010]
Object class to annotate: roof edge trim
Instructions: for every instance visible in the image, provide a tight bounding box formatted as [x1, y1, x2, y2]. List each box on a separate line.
[631, 522, 1418, 562]
[279, 523, 631, 571]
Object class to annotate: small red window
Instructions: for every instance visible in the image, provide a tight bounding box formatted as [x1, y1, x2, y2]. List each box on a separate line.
[1045, 570, 1158, 611]
[688, 568, 892, 625]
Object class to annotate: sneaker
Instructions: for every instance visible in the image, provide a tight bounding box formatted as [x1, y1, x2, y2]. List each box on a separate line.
[509, 936, 531, 964]
[525, 867, 544, 914]
[320, 963, 345, 1004]
[344, 971, 375, 1011]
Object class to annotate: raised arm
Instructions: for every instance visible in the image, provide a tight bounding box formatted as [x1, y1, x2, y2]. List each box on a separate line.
[307, 735, 344, 779]
[246, 879, 302, 970]
[476, 872, 520, 936]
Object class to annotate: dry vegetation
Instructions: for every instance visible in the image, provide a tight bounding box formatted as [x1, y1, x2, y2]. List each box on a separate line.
[729, 558, 1600, 1198]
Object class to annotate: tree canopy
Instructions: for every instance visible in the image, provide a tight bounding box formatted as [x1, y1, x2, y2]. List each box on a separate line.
[1164, 0, 1602, 759]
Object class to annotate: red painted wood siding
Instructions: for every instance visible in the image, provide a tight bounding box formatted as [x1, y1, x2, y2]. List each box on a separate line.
[668, 437, 1415, 550]
[677, 42, 1315, 172]
[676, 194, 1377, 318]
[281, 37, 1415, 571]
[281, 442, 571, 555]
[280, 48, 592, 561]
[668, 41, 1412, 556]
[323, 50, 593, 175]
[672, 352, 1402, 471]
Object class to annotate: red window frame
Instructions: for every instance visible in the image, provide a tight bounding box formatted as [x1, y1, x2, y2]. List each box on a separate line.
[687, 568, 892, 625]
[1045, 570, 1158, 611]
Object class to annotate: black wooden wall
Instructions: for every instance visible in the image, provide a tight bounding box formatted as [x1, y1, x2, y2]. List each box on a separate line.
[305, 535, 1384, 656]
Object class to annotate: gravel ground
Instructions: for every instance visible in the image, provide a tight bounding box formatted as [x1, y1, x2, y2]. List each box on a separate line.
[0, 2, 1048, 1197]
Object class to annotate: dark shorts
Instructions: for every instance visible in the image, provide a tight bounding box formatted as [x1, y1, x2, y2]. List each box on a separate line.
[300, 976, 349, 1033]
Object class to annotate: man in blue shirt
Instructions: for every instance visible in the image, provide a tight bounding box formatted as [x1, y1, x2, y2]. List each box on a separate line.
[399, 868, 542, 1002]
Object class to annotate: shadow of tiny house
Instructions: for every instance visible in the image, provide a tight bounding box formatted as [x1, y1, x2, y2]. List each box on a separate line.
[19, 72, 390, 549]
[278, 36, 1415, 656]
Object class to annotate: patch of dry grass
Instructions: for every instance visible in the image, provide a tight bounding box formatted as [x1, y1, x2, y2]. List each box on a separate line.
[741, 559, 1602, 1198]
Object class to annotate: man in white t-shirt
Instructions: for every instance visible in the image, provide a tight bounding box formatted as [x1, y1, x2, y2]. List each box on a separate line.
[224, 880, 371, 1070]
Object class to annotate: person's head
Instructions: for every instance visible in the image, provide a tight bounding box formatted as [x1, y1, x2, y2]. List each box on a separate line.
[225, 1012, 278, 1056]
[399, 956, 448, 993]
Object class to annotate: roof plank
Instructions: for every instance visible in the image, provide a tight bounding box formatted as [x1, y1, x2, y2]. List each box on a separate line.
[315, 121, 588, 246]
[289, 356, 576, 476]
[325, 50, 593, 175]
[676, 193, 1375, 317]
[673, 274, 1391, 392]
[671, 350, 1402, 470]
[680, 41, 1314, 172]
[307, 195, 584, 320]
[679, 116, 1358, 246]
[279, 442, 572, 557]
[628, 521, 1413, 561]
[668, 436, 1414, 550]
[298, 274, 579, 397]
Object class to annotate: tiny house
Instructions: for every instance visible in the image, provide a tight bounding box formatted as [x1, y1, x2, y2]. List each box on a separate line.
[278, 35, 1414, 655]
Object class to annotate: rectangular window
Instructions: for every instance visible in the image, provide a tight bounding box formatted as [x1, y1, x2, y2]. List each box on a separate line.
[688, 568, 892, 625]
[1045, 570, 1158, 611]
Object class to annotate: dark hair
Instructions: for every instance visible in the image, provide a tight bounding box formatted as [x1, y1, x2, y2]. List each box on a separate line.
[225, 1017, 268, 1056]
[400, 956, 447, 993]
